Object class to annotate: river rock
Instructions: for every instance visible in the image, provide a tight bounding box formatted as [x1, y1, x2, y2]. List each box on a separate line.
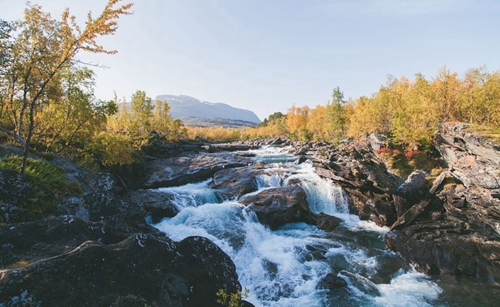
[128, 189, 179, 223]
[239, 186, 309, 229]
[238, 185, 341, 231]
[208, 143, 261, 152]
[209, 166, 267, 200]
[209, 166, 290, 200]
[0, 234, 241, 307]
[394, 170, 428, 217]
[0, 215, 115, 268]
[317, 273, 348, 291]
[142, 152, 252, 189]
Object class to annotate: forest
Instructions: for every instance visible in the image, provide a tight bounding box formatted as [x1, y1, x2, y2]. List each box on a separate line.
[1, 1, 500, 174]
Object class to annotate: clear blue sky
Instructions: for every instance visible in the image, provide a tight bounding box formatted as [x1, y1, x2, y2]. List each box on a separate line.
[2, 0, 499, 120]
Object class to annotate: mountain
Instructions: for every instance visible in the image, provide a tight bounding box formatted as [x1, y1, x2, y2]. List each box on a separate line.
[155, 95, 261, 124]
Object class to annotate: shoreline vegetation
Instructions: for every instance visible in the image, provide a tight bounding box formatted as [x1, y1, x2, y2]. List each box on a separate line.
[1, 1, 499, 227]
[1, 2, 499, 175]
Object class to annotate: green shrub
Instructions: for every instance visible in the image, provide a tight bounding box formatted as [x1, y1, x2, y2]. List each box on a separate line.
[216, 288, 249, 307]
[0, 156, 82, 218]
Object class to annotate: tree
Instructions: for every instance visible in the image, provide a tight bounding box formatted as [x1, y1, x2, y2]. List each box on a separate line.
[432, 66, 461, 122]
[307, 105, 327, 140]
[130, 90, 153, 135]
[286, 106, 310, 140]
[34, 67, 117, 156]
[259, 111, 284, 127]
[325, 86, 346, 143]
[0, 0, 132, 175]
[151, 99, 187, 141]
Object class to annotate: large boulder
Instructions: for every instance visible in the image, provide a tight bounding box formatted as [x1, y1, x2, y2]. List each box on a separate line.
[0, 234, 241, 307]
[239, 186, 309, 230]
[238, 185, 341, 231]
[0, 215, 107, 268]
[128, 189, 179, 223]
[209, 166, 287, 200]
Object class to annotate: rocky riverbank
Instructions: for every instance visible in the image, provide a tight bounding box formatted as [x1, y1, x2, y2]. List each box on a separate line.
[281, 123, 500, 282]
[0, 142, 247, 306]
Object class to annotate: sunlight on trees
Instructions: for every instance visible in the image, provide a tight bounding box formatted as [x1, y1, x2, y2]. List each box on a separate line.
[0, 0, 133, 174]
[2, 2, 500, 171]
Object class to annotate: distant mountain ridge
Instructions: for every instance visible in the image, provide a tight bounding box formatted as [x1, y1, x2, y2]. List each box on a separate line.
[155, 95, 261, 124]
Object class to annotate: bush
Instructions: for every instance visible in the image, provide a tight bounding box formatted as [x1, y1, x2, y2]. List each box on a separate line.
[0, 156, 82, 218]
[216, 288, 249, 307]
[79, 133, 139, 171]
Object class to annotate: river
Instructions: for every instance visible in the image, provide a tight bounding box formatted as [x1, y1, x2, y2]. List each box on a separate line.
[153, 146, 497, 307]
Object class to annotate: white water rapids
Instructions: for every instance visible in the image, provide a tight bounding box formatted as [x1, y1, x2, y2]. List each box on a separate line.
[153, 146, 444, 306]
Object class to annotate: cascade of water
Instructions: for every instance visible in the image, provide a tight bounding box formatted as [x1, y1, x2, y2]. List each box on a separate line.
[256, 173, 284, 189]
[153, 179, 218, 209]
[285, 161, 349, 215]
[153, 147, 444, 307]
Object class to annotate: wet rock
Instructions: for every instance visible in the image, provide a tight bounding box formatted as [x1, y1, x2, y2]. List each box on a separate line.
[238, 185, 341, 231]
[340, 270, 380, 296]
[239, 186, 309, 230]
[386, 228, 500, 280]
[209, 165, 269, 200]
[296, 155, 308, 164]
[128, 189, 179, 223]
[390, 200, 431, 231]
[317, 273, 348, 291]
[0, 234, 241, 307]
[306, 212, 343, 232]
[305, 244, 328, 261]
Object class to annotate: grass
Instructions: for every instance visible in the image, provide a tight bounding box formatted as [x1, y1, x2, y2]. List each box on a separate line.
[0, 155, 82, 218]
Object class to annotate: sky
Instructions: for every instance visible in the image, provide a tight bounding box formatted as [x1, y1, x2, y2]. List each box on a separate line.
[1, 0, 499, 120]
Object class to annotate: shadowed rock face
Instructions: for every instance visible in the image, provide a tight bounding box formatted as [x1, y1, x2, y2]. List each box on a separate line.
[0, 234, 241, 307]
[385, 123, 500, 282]
[0, 146, 245, 307]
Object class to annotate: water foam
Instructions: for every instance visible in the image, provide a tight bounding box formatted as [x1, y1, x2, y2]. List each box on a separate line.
[153, 147, 443, 307]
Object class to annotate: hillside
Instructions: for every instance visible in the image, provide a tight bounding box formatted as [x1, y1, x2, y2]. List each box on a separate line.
[155, 95, 261, 124]
[180, 116, 258, 128]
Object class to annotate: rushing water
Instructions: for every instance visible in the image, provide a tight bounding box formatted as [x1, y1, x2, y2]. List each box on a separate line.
[153, 146, 497, 306]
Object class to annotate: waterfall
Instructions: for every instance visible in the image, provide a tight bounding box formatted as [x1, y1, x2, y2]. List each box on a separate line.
[153, 147, 444, 307]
